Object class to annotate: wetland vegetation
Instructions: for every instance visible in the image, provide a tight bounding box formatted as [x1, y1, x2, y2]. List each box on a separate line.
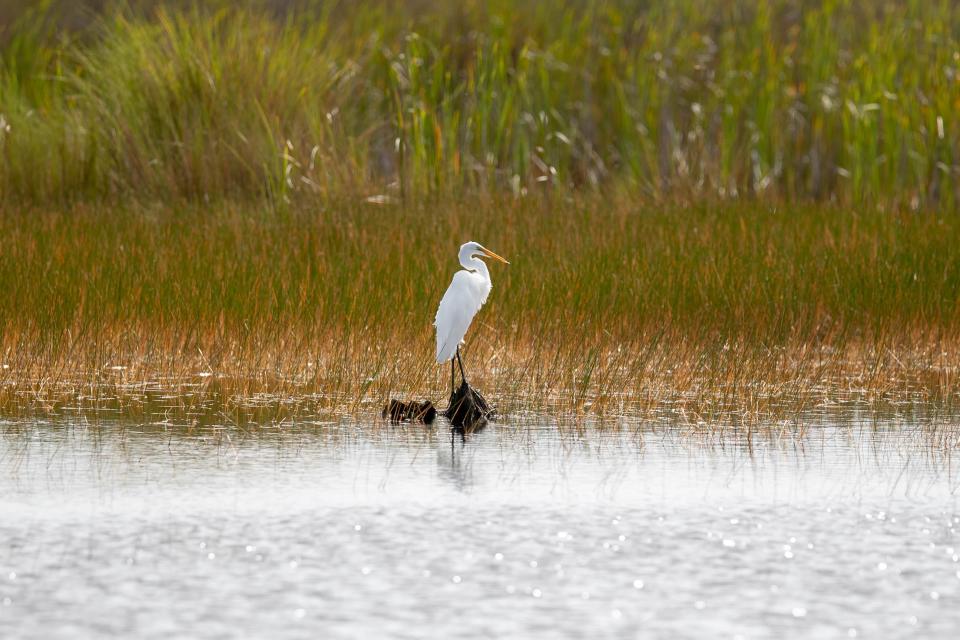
[4, 4, 960, 639]
[1, 0, 959, 424]
[2, 197, 959, 425]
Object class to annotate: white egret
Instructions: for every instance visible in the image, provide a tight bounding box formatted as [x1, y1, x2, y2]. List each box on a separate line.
[434, 241, 509, 396]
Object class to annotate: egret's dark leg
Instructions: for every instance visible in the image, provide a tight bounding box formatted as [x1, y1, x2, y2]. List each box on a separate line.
[450, 359, 456, 397]
[456, 346, 468, 384]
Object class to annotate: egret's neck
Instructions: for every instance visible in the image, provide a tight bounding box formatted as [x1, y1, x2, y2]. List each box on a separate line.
[460, 255, 490, 283]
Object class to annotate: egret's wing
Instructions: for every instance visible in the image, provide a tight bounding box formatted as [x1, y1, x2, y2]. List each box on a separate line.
[434, 271, 489, 363]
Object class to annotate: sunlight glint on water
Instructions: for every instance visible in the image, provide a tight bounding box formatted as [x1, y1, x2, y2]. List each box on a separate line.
[1, 418, 959, 639]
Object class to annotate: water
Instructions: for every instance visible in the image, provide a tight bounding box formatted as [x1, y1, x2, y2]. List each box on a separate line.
[1, 416, 959, 638]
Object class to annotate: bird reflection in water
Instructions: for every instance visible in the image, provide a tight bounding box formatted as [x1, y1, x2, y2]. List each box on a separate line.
[435, 420, 489, 492]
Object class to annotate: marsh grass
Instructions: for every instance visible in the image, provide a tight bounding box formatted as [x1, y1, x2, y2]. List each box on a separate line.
[1, 196, 958, 425]
[2, 2, 960, 427]
[1, 0, 959, 207]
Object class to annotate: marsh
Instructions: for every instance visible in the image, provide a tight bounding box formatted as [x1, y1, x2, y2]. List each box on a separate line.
[3, 1, 960, 637]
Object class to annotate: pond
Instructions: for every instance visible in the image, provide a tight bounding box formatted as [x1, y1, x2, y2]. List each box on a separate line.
[1, 414, 959, 638]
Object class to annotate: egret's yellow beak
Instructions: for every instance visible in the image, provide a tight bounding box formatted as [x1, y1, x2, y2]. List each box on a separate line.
[480, 247, 510, 265]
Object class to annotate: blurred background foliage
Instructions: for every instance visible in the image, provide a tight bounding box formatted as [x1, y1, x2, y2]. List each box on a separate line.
[0, 0, 957, 208]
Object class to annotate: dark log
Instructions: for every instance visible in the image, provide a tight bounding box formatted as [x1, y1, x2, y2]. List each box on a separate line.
[445, 380, 492, 428]
[382, 399, 437, 424]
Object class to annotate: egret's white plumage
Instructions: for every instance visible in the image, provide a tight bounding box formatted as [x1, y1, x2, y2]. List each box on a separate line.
[434, 241, 509, 364]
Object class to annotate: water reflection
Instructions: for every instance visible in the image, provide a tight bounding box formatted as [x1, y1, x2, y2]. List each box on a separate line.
[0, 416, 959, 638]
[436, 421, 491, 492]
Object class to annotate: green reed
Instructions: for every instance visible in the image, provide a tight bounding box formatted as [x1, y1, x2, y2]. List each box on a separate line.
[1, 0, 958, 207]
[3, 197, 958, 343]
[1, 1, 959, 420]
[0, 197, 958, 420]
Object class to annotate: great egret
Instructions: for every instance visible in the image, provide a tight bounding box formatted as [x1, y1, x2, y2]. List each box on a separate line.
[434, 241, 509, 396]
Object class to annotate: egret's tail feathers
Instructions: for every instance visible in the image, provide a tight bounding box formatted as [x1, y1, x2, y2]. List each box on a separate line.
[436, 345, 453, 364]
[436, 335, 460, 363]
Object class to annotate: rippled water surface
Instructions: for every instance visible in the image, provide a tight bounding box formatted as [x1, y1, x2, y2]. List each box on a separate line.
[2, 416, 960, 639]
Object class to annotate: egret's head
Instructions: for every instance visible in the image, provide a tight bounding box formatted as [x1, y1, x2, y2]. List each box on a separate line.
[459, 241, 510, 267]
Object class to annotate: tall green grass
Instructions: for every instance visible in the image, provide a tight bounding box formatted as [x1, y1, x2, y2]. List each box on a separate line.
[4, 197, 958, 344]
[1, 197, 958, 419]
[2, 1, 960, 421]
[1, 0, 958, 207]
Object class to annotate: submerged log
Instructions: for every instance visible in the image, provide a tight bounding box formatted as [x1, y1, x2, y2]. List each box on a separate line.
[445, 380, 492, 428]
[382, 399, 437, 424]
